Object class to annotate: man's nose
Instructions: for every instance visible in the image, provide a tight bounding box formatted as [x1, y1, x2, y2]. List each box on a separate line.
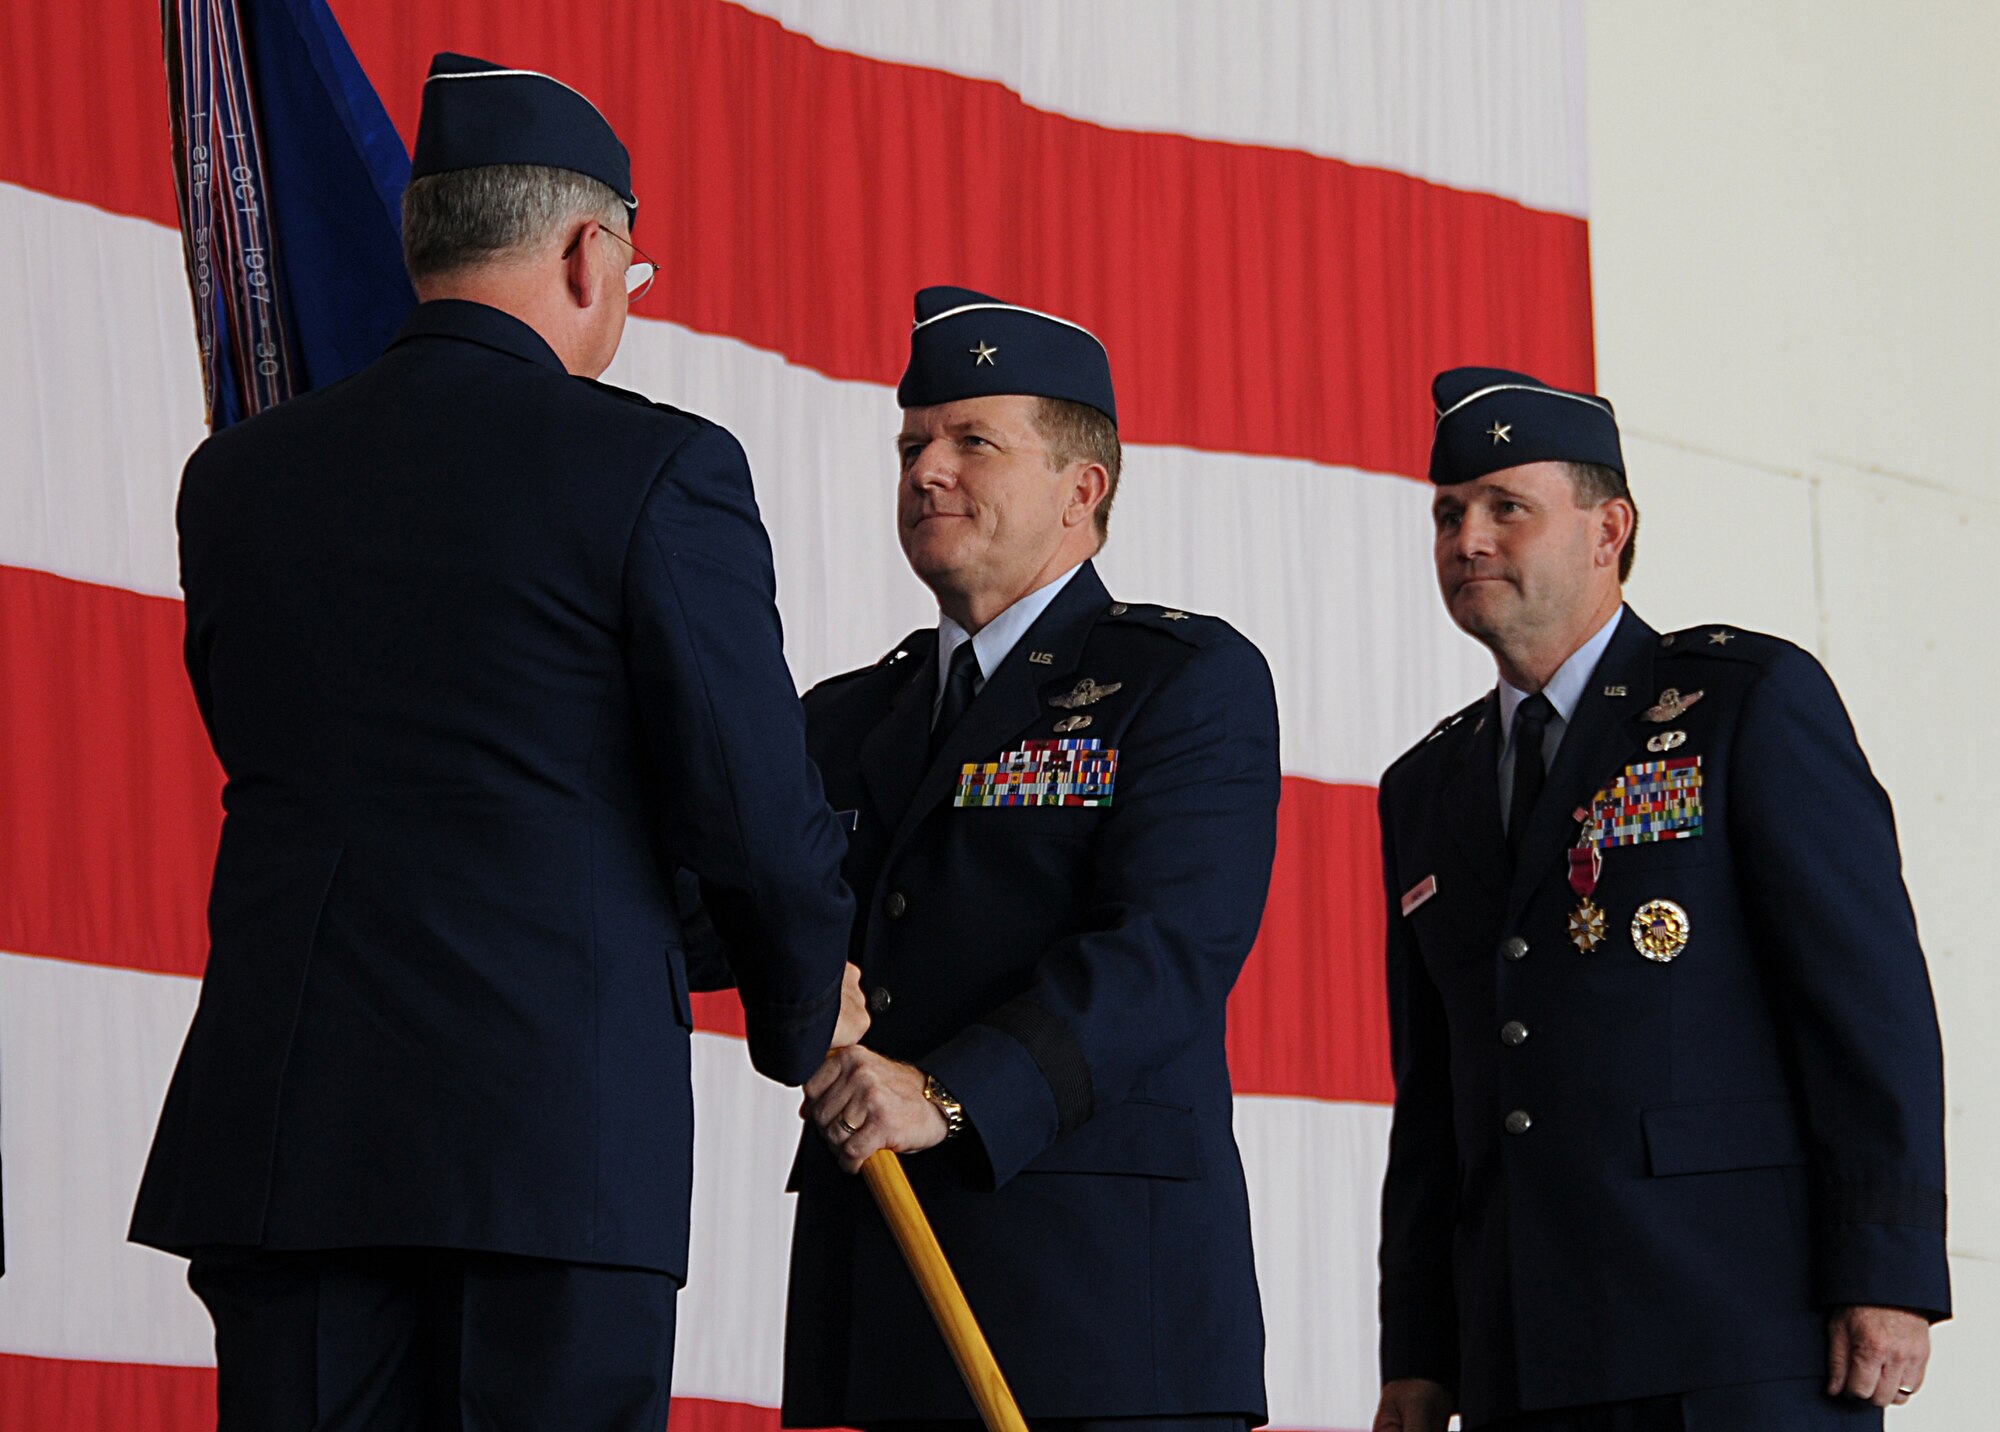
[906, 442, 955, 490]
[1452, 512, 1497, 559]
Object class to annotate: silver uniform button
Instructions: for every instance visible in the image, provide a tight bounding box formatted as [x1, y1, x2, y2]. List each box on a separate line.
[884, 891, 908, 920]
[1505, 1109, 1533, 1135]
[866, 985, 893, 1014]
[1501, 936, 1529, 961]
[1500, 1020, 1529, 1046]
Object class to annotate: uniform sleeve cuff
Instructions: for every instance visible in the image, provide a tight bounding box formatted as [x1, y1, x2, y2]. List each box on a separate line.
[1817, 1221, 1953, 1322]
[924, 1022, 1061, 1189]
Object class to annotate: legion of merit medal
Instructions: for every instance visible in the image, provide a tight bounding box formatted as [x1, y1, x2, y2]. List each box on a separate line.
[1567, 819, 1607, 953]
[1632, 899, 1691, 962]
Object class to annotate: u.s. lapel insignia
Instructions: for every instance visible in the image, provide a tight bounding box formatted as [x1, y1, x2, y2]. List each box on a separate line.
[1603, 685, 1628, 698]
[1632, 899, 1691, 962]
[1642, 687, 1705, 723]
[1050, 678, 1123, 710]
[1054, 714, 1092, 733]
[1646, 729, 1688, 753]
[1028, 650, 1055, 666]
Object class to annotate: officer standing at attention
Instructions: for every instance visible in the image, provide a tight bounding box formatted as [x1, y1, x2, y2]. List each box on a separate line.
[781, 287, 1280, 1429]
[1371, 368, 1950, 1432]
[130, 53, 861, 1431]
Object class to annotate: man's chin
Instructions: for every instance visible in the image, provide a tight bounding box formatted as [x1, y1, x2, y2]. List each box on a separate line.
[900, 535, 966, 590]
[1448, 585, 1514, 641]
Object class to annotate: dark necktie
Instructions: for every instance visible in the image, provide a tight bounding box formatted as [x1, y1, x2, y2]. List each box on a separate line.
[1506, 692, 1556, 861]
[930, 640, 982, 762]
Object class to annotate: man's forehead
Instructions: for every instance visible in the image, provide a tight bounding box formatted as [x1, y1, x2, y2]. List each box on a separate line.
[1435, 462, 1570, 500]
[899, 394, 1039, 434]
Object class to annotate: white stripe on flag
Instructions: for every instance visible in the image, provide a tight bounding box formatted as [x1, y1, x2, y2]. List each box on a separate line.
[0, 952, 210, 1365]
[0, 183, 208, 601]
[733, 0, 1589, 215]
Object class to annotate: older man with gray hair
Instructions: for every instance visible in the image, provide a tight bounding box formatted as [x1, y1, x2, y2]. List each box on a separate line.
[130, 52, 863, 1431]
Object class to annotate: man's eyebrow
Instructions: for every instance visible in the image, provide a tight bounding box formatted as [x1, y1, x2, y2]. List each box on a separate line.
[895, 419, 1002, 448]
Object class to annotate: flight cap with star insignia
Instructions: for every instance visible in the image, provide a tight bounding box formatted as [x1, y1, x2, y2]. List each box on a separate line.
[1428, 365, 1623, 485]
[413, 53, 637, 219]
[896, 285, 1117, 424]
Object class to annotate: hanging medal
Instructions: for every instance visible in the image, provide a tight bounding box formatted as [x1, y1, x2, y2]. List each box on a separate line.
[1567, 810, 1608, 953]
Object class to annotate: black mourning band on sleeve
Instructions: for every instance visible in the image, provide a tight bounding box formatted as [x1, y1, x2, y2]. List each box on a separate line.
[982, 998, 1095, 1136]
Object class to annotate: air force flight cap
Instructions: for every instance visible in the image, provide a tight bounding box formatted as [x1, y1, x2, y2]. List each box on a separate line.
[897, 285, 1117, 425]
[1429, 366, 1623, 485]
[412, 53, 636, 216]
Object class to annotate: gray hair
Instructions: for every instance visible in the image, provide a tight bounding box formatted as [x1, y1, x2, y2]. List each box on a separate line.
[401, 164, 626, 282]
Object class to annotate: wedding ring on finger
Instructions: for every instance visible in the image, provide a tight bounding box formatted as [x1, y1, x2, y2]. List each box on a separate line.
[836, 1116, 861, 1135]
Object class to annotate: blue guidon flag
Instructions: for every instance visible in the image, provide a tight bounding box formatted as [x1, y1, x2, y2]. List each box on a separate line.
[162, 0, 416, 430]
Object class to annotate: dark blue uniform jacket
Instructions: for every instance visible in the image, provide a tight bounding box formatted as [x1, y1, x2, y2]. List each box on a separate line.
[777, 562, 1278, 1425]
[130, 300, 853, 1280]
[1376, 608, 1949, 1424]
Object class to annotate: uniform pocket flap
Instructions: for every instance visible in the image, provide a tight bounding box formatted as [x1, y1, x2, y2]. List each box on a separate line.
[1020, 1099, 1203, 1180]
[1643, 1097, 1806, 1176]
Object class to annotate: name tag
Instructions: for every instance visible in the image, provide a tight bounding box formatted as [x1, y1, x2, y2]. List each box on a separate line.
[1400, 874, 1438, 917]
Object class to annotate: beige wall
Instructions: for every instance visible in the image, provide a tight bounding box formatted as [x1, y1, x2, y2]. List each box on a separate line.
[1584, 1, 2000, 1420]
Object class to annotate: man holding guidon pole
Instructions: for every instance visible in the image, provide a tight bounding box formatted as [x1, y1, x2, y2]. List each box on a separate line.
[783, 287, 1281, 1430]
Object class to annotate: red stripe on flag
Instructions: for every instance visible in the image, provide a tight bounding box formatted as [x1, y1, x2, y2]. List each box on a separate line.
[0, 564, 1389, 1104]
[0, 1353, 806, 1432]
[0, 565, 222, 980]
[1234, 778, 1392, 1104]
[0, 0, 1591, 481]
[0, 1354, 214, 1432]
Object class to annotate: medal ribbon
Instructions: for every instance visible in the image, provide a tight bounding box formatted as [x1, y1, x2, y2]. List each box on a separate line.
[1568, 806, 1602, 898]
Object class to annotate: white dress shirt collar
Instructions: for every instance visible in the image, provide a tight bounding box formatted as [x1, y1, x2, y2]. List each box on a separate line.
[935, 563, 1085, 710]
[1497, 605, 1625, 741]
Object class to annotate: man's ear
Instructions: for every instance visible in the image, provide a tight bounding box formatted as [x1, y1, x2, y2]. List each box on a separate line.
[1595, 497, 1636, 570]
[563, 221, 603, 309]
[1062, 462, 1110, 529]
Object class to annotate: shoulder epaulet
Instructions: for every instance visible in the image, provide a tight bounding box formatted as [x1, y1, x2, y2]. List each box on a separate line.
[1100, 599, 1236, 647]
[577, 376, 699, 423]
[1655, 623, 1794, 667]
[1385, 694, 1489, 777]
[806, 630, 928, 696]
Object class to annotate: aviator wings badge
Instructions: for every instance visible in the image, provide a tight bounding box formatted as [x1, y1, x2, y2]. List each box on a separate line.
[1642, 687, 1705, 723]
[1050, 678, 1124, 711]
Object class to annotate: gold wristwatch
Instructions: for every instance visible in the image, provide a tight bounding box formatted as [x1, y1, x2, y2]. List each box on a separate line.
[923, 1073, 966, 1141]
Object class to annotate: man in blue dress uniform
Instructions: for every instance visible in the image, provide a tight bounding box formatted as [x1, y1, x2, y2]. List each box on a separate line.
[778, 288, 1279, 1429]
[130, 53, 861, 1430]
[1371, 368, 1950, 1432]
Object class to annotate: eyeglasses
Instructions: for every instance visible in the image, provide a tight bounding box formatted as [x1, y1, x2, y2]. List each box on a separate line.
[562, 222, 658, 302]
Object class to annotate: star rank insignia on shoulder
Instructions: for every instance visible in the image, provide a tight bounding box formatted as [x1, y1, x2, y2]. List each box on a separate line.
[1423, 697, 1485, 744]
[1658, 623, 1781, 665]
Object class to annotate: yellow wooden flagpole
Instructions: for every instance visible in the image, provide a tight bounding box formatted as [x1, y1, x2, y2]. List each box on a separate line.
[859, 1149, 1030, 1432]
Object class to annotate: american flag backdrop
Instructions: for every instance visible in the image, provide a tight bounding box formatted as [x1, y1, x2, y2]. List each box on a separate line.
[0, 2, 1595, 1427]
